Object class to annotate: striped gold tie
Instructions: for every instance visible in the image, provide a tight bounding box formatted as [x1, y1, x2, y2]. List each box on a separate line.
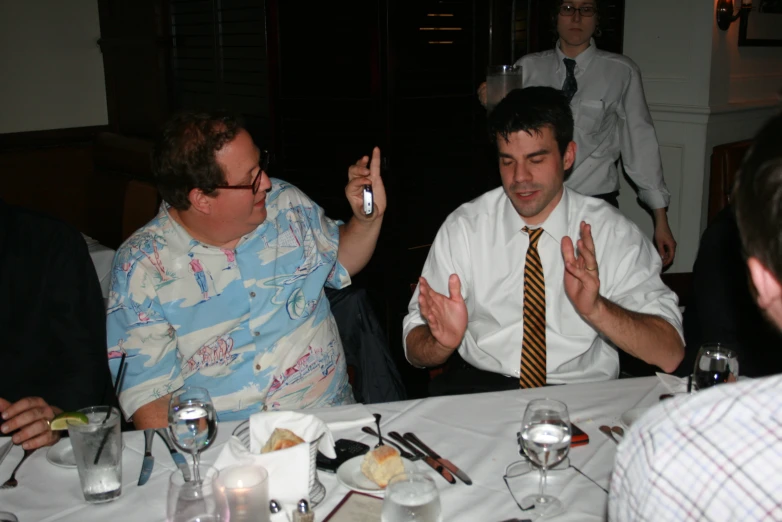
[520, 227, 546, 388]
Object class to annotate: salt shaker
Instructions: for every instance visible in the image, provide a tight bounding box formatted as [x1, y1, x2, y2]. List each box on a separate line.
[269, 500, 281, 514]
[292, 499, 314, 522]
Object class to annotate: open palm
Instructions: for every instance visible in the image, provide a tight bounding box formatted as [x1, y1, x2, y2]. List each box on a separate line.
[418, 274, 468, 350]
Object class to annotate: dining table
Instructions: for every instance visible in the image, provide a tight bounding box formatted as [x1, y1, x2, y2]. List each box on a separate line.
[0, 376, 668, 522]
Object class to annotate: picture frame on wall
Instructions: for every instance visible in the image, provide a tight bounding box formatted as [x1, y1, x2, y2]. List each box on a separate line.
[739, 1, 782, 47]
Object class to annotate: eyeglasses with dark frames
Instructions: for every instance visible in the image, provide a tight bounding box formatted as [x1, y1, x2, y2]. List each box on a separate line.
[559, 4, 597, 17]
[214, 150, 271, 195]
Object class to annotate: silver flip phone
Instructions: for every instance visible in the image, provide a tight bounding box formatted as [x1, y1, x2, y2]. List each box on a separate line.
[363, 185, 373, 215]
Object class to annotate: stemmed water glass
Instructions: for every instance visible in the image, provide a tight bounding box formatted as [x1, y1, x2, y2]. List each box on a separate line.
[692, 343, 739, 392]
[168, 386, 218, 484]
[519, 399, 572, 519]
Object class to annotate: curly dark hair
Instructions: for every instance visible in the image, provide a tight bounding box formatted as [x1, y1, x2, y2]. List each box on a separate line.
[151, 111, 242, 210]
[733, 112, 782, 283]
[549, 0, 602, 41]
[488, 86, 574, 158]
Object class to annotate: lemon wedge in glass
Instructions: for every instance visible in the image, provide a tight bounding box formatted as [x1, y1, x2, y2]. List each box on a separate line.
[50, 412, 89, 430]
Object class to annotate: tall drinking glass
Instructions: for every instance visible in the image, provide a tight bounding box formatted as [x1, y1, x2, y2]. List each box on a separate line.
[692, 343, 739, 392]
[486, 65, 524, 113]
[67, 406, 123, 503]
[519, 399, 572, 519]
[167, 466, 225, 522]
[168, 387, 218, 484]
[381, 472, 442, 522]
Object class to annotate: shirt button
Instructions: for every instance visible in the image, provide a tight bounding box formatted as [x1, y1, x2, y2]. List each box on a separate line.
[255, 364, 261, 370]
[253, 331, 260, 337]
[250, 291, 256, 298]
[262, 405, 268, 412]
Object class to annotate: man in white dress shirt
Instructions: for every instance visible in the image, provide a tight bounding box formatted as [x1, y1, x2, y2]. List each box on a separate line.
[479, 0, 677, 267]
[609, 112, 782, 522]
[403, 86, 683, 394]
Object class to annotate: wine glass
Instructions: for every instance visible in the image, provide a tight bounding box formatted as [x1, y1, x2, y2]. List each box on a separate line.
[168, 386, 218, 484]
[519, 399, 572, 519]
[692, 343, 739, 392]
[381, 472, 442, 522]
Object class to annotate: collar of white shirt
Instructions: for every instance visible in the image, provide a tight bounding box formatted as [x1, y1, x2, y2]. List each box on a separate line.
[555, 38, 597, 75]
[500, 188, 570, 247]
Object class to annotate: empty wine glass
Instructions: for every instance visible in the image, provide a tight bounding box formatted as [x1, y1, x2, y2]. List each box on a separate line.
[692, 343, 739, 392]
[168, 386, 218, 484]
[519, 399, 572, 519]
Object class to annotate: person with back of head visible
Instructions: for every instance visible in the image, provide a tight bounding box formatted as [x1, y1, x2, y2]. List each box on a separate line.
[106, 111, 386, 429]
[609, 111, 782, 522]
[478, 0, 677, 267]
[404, 86, 683, 396]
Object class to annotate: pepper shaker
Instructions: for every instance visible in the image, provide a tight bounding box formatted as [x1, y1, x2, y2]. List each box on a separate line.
[292, 499, 314, 522]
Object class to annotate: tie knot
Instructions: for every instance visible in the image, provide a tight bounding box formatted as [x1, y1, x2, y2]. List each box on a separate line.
[563, 58, 576, 72]
[523, 227, 544, 247]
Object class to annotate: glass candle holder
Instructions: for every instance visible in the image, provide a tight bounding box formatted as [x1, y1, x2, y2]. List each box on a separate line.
[218, 465, 270, 522]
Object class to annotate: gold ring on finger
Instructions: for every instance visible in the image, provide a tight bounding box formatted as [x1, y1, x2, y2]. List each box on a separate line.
[586, 266, 597, 271]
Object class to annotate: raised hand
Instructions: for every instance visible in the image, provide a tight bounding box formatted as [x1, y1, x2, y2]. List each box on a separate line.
[0, 397, 62, 450]
[561, 221, 601, 319]
[346, 146, 387, 221]
[418, 274, 468, 350]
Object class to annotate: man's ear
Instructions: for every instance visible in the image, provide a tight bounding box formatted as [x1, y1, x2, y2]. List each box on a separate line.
[188, 188, 213, 215]
[748, 257, 782, 311]
[563, 141, 577, 171]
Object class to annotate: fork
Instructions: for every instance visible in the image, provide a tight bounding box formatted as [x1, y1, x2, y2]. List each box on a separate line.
[1, 449, 34, 489]
[361, 427, 418, 460]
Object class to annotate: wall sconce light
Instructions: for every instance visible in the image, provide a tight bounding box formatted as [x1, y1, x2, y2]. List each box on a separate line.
[716, 0, 752, 31]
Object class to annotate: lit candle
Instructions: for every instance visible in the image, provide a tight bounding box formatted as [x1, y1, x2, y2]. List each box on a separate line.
[219, 465, 270, 522]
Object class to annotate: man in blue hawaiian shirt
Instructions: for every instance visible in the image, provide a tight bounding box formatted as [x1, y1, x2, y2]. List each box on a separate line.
[107, 111, 386, 427]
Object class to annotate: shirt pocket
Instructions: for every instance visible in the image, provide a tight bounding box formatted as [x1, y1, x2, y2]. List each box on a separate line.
[557, 300, 596, 339]
[574, 99, 605, 135]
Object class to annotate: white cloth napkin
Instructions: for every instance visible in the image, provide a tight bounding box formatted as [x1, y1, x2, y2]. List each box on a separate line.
[656, 372, 689, 394]
[213, 412, 336, 508]
[297, 403, 375, 433]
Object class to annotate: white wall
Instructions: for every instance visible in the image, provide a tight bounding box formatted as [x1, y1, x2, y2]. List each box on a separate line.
[0, 0, 108, 134]
[620, 0, 782, 274]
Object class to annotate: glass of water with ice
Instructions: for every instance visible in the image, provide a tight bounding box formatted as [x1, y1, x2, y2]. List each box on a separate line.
[519, 399, 571, 518]
[67, 406, 122, 503]
[381, 472, 441, 522]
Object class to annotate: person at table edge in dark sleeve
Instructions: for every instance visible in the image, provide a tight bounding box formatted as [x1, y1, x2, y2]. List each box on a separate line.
[679, 204, 782, 378]
[0, 199, 114, 450]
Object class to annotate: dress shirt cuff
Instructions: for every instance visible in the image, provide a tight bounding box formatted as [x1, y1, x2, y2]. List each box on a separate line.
[637, 189, 670, 210]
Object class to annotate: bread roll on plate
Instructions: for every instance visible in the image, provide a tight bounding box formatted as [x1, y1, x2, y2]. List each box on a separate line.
[360, 445, 404, 488]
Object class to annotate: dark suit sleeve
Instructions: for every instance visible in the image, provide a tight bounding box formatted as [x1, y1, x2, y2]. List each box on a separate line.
[44, 228, 114, 411]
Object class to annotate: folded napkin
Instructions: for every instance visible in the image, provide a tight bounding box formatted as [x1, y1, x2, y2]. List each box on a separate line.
[214, 412, 336, 507]
[296, 403, 375, 434]
[656, 372, 689, 394]
[81, 233, 99, 246]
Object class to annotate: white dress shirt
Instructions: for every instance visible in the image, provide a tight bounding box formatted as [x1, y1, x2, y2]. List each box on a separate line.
[610, 374, 782, 521]
[516, 40, 671, 209]
[402, 187, 683, 383]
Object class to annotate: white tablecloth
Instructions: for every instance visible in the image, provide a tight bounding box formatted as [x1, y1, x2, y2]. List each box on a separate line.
[0, 377, 666, 522]
[83, 234, 115, 299]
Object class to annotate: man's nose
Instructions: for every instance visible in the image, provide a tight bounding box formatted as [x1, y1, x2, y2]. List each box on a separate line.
[514, 163, 533, 183]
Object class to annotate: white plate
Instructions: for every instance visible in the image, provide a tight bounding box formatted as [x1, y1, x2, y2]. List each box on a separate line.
[620, 407, 649, 428]
[336, 455, 416, 495]
[46, 438, 126, 468]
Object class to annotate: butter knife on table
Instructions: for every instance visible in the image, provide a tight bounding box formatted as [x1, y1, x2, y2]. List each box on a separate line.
[387, 431, 456, 484]
[138, 429, 155, 486]
[156, 429, 191, 482]
[403, 432, 472, 485]
[0, 440, 13, 468]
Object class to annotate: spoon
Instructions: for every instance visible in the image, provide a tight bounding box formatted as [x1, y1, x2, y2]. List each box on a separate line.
[611, 426, 625, 439]
[373, 414, 384, 448]
[599, 425, 619, 444]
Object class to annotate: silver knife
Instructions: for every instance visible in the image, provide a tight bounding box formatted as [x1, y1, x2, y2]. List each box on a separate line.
[156, 428, 191, 481]
[403, 432, 472, 485]
[138, 428, 155, 486]
[0, 440, 12, 468]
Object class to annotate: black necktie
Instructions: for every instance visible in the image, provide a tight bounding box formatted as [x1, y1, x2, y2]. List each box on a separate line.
[562, 58, 578, 102]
